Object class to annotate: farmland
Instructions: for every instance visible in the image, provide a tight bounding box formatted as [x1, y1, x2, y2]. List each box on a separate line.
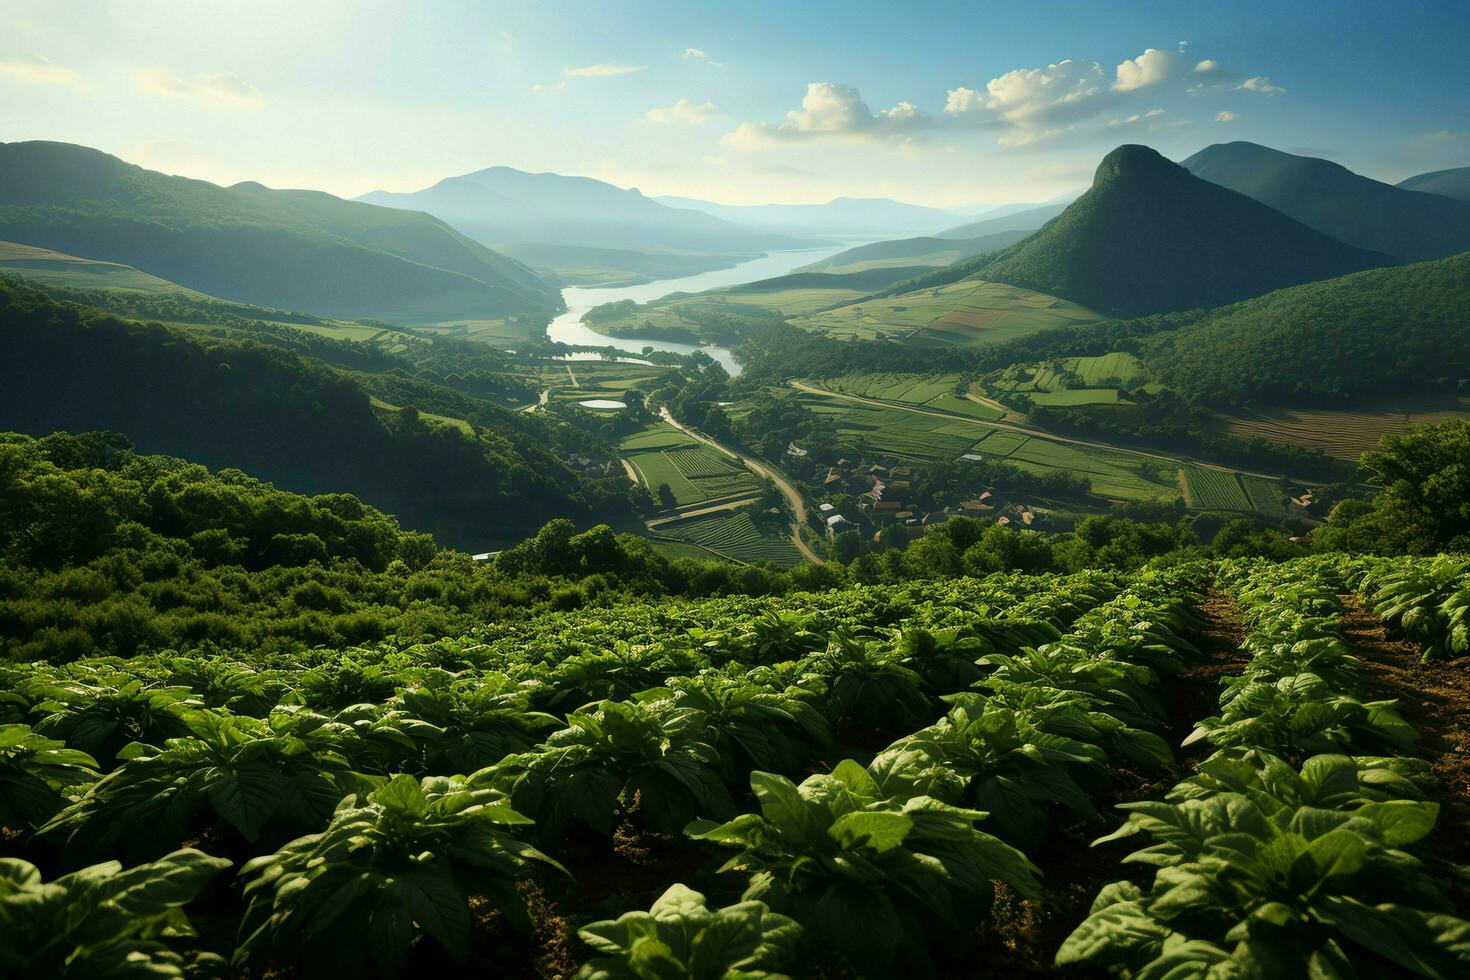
[621, 423, 761, 507]
[792, 279, 1103, 347]
[987, 351, 1147, 406]
[653, 510, 805, 567]
[6, 555, 1468, 977]
[1222, 398, 1470, 459]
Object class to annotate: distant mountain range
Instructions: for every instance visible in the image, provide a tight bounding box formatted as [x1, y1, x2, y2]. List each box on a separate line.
[1397, 166, 1470, 202]
[1182, 142, 1470, 261]
[652, 195, 971, 236]
[0, 141, 558, 323]
[359, 167, 807, 285]
[934, 201, 1073, 240]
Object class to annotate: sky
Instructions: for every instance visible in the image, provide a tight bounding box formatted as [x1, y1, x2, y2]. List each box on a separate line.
[1, 0, 1467, 207]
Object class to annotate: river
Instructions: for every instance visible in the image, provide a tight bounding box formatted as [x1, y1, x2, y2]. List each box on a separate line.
[544, 242, 867, 376]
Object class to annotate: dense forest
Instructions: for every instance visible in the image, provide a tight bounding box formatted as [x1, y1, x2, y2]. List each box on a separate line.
[0, 278, 633, 548]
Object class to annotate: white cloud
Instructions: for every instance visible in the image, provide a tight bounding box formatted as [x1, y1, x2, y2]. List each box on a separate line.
[1215, 111, 1239, 123]
[724, 82, 928, 149]
[532, 80, 567, 95]
[1113, 48, 1176, 92]
[1240, 75, 1284, 94]
[955, 59, 1108, 126]
[0, 54, 88, 90]
[566, 62, 646, 78]
[646, 98, 719, 124]
[1195, 59, 1222, 74]
[1108, 108, 1167, 127]
[137, 66, 262, 107]
[682, 48, 706, 59]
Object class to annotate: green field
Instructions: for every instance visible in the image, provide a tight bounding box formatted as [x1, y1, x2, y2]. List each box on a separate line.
[621, 425, 759, 506]
[1028, 388, 1124, 407]
[794, 280, 1102, 347]
[822, 373, 1006, 421]
[1181, 466, 1256, 511]
[658, 511, 804, 567]
[988, 351, 1145, 406]
[971, 430, 1030, 456]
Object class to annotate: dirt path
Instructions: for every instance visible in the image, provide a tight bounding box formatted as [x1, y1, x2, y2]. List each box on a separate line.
[565, 364, 578, 386]
[619, 457, 641, 486]
[658, 408, 825, 564]
[790, 380, 1307, 484]
[1340, 595, 1470, 867]
[644, 493, 762, 527]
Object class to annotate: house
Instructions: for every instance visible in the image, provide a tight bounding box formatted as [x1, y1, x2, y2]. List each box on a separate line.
[868, 479, 887, 500]
[921, 512, 950, 527]
[961, 453, 985, 462]
[874, 501, 904, 513]
[818, 502, 836, 513]
[825, 514, 856, 537]
[895, 510, 915, 520]
[958, 499, 992, 514]
[786, 442, 809, 457]
[996, 516, 1011, 526]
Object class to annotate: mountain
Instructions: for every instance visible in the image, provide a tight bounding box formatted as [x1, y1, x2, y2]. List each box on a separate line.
[0, 141, 558, 323]
[1143, 251, 1470, 408]
[1396, 166, 1470, 202]
[967, 144, 1388, 317]
[652, 195, 968, 236]
[933, 202, 1069, 240]
[360, 167, 803, 258]
[792, 229, 1032, 275]
[1182, 142, 1470, 261]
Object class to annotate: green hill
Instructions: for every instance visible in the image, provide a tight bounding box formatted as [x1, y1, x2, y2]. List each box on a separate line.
[0, 277, 614, 548]
[1143, 251, 1470, 407]
[1397, 166, 1470, 202]
[1183, 142, 1470, 261]
[0, 141, 559, 323]
[793, 229, 1031, 275]
[971, 144, 1387, 316]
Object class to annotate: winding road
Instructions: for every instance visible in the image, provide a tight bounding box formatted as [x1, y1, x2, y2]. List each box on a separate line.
[658, 407, 826, 564]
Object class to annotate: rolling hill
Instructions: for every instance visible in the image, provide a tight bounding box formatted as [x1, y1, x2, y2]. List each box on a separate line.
[792, 229, 1032, 275]
[0, 141, 559, 323]
[933, 201, 1070, 240]
[968, 144, 1388, 317]
[0, 276, 608, 547]
[1142, 251, 1470, 408]
[1182, 142, 1470, 261]
[1397, 166, 1470, 202]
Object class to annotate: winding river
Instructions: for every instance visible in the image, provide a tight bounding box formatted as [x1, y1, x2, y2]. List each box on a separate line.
[544, 243, 864, 376]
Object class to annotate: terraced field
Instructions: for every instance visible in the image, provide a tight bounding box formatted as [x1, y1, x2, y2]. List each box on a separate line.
[794, 280, 1102, 347]
[1179, 467, 1289, 516]
[657, 511, 804, 567]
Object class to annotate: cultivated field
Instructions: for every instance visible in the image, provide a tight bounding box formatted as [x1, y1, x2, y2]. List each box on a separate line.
[1221, 400, 1470, 459]
[621, 424, 761, 507]
[655, 510, 804, 567]
[794, 280, 1102, 347]
[1180, 466, 1288, 515]
[822, 372, 1006, 421]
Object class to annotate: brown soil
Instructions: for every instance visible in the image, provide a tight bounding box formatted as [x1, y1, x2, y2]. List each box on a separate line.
[1340, 595, 1470, 869]
[967, 590, 1247, 976]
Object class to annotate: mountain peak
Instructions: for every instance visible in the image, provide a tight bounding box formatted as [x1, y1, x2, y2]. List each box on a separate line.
[1094, 144, 1177, 184]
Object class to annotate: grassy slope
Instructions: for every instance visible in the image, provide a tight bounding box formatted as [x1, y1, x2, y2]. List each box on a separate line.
[0, 141, 559, 323]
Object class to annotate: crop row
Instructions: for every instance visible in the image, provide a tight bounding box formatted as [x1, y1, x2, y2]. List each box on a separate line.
[1059, 557, 1470, 978]
[1357, 554, 1470, 661]
[2, 570, 1142, 976]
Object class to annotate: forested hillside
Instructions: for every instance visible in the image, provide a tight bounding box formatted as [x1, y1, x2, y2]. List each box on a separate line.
[0, 278, 621, 547]
[0, 142, 559, 322]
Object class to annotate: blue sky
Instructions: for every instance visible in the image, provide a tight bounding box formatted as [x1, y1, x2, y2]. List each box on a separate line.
[1, 0, 1466, 205]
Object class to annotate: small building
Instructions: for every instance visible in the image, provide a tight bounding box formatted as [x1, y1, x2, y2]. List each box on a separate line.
[961, 452, 985, 462]
[921, 512, 950, 527]
[825, 514, 856, 537]
[874, 500, 904, 514]
[996, 516, 1011, 527]
[818, 502, 836, 513]
[786, 442, 809, 457]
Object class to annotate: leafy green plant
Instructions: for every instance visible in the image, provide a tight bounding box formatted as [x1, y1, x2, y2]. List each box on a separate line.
[0, 724, 99, 831]
[26, 675, 200, 769]
[688, 762, 1039, 975]
[799, 631, 934, 736]
[42, 709, 371, 863]
[577, 883, 802, 980]
[1059, 775, 1470, 977]
[0, 848, 230, 978]
[478, 698, 734, 837]
[647, 672, 830, 780]
[235, 774, 563, 977]
[393, 676, 561, 773]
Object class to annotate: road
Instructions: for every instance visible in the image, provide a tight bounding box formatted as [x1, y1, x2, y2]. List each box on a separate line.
[789, 380, 1302, 484]
[659, 407, 826, 564]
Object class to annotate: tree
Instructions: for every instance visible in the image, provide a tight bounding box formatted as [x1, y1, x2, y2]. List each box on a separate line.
[657, 483, 677, 509]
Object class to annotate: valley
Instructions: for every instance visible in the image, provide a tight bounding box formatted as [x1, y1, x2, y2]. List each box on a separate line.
[3, 10, 1470, 969]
